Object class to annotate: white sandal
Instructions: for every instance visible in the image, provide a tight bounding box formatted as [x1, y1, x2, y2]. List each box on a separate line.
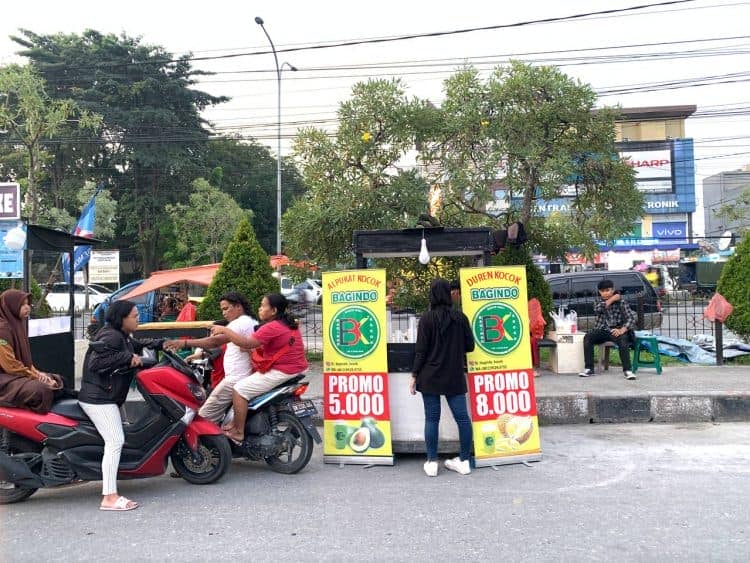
[100, 496, 139, 511]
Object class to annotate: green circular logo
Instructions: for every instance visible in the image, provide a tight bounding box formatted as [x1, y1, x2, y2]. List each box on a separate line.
[472, 302, 523, 355]
[330, 306, 380, 359]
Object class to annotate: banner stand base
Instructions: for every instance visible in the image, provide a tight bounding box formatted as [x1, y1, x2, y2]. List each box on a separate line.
[475, 452, 542, 468]
[324, 455, 394, 466]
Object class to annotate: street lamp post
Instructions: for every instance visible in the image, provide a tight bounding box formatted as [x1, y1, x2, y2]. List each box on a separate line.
[255, 16, 296, 256]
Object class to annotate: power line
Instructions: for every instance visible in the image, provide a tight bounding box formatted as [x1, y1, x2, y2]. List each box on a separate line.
[46, 1, 702, 71]
[39, 34, 750, 88]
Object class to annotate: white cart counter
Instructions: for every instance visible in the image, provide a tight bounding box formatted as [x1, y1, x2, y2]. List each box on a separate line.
[548, 331, 585, 374]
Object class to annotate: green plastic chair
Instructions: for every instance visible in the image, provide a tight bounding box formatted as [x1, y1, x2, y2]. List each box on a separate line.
[632, 336, 662, 374]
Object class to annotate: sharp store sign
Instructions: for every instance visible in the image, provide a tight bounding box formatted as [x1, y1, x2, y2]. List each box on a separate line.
[619, 147, 673, 193]
[491, 139, 695, 218]
[617, 138, 696, 215]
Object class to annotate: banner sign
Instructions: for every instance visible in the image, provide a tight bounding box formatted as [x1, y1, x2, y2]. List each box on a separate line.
[88, 250, 120, 284]
[0, 221, 25, 278]
[460, 266, 542, 467]
[620, 148, 673, 194]
[322, 269, 393, 465]
[0, 184, 20, 220]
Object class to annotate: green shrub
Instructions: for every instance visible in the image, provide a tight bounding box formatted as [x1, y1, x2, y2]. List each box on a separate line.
[197, 219, 277, 321]
[492, 245, 553, 328]
[717, 232, 750, 340]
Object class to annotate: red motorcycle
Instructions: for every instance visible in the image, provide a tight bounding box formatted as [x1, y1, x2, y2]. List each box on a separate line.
[0, 348, 232, 505]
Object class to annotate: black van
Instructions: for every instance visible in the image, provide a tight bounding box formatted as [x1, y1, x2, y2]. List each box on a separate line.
[545, 270, 662, 331]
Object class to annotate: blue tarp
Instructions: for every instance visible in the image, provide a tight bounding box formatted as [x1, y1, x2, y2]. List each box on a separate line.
[636, 331, 717, 364]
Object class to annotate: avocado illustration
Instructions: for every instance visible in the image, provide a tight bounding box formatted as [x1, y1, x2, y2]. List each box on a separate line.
[360, 417, 385, 449]
[349, 427, 371, 453]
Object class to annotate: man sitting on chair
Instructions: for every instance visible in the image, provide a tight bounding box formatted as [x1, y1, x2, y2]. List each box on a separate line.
[579, 279, 637, 380]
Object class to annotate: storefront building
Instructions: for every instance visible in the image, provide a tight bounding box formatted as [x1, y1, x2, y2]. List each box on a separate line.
[702, 167, 750, 239]
[496, 105, 699, 270]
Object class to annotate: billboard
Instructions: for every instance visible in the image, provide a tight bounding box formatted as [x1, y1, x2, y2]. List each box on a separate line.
[620, 147, 673, 193]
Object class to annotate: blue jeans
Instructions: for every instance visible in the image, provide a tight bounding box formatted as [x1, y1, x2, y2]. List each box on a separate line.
[421, 393, 473, 462]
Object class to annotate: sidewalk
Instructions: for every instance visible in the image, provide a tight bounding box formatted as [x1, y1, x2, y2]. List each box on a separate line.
[300, 362, 750, 425]
[74, 341, 750, 425]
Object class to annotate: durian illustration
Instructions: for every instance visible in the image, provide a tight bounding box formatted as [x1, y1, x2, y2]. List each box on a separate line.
[495, 414, 534, 450]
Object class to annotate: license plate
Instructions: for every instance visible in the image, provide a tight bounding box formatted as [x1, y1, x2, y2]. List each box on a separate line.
[291, 399, 317, 417]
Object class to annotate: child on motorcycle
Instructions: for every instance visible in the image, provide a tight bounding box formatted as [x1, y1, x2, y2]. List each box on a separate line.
[211, 293, 307, 444]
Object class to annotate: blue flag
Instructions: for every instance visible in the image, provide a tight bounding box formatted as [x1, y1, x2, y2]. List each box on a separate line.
[62, 187, 102, 283]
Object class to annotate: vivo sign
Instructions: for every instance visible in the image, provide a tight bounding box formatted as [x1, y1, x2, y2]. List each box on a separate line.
[653, 222, 687, 239]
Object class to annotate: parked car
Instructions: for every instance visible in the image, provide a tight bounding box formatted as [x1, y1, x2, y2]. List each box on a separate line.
[278, 274, 295, 298]
[294, 278, 323, 304]
[545, 270, 662, 332]
[44, 283, 112, 312]
[87, 279, 156, 339]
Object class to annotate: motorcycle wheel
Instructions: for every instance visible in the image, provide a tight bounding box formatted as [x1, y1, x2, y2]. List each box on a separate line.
[170, 435, 232, 485]
[0, 478, 37, 505]
[265, 412, 313, 474]
[0, 431, 38, 504]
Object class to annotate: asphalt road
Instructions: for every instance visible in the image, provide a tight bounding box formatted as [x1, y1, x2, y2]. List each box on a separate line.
[2, 422, 748, 562]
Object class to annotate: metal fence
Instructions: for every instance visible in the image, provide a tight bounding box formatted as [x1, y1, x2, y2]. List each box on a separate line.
[658, 292, 728, 341]
[548, 290, 739, 365]
[48, 292, 740, 363]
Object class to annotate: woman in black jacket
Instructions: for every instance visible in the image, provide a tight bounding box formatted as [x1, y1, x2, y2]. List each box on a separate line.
[79, 300, 162, 511]
[409, 279, 475, 477]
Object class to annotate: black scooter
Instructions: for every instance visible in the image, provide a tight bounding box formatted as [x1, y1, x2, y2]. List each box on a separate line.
[189, 356, 321, 474]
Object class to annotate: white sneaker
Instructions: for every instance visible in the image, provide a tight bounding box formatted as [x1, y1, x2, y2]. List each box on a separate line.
[624, 370, 637, 380]
[423, 461, 438, 477]
[444, 456, 471, 475]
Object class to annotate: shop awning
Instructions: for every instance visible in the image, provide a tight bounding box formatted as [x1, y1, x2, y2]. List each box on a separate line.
[269, 254, 319, 270]
[119, 263, 220, 300]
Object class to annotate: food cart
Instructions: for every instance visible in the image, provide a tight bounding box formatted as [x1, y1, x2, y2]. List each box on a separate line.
[352, 227, 494, 452]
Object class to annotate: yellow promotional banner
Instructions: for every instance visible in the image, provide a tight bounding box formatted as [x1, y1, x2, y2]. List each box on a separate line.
[322, 270, 393, 465]
[460, 266, 542, 467]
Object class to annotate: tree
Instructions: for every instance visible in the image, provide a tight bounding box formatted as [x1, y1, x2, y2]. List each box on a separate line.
[165, 177, 252, 267]
[0, 64, 100, 222]
[12, 29, 226, 274]
[492, 246, 554, 324]
[285, 79, 430, 266]
[716, 232, 750, 340]
[201, 136, 307, 255]
[197, 219, 276, 321]
[420, 62, 642, 260]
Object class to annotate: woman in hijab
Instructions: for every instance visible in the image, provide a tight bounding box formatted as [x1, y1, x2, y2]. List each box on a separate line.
[409, 279, 475, 477]
[0, 289, 62, 413]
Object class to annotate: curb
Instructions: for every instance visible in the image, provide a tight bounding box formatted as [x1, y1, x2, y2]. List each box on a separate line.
[535, 392, 750, 424]
[122, 392, 750, 428]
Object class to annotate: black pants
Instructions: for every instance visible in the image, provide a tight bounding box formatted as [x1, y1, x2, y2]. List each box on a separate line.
[583, 329, 632, 371]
